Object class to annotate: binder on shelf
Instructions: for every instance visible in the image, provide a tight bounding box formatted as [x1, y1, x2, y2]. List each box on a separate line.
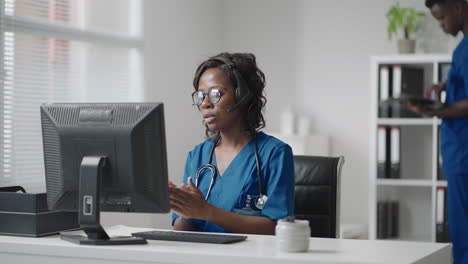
[386, 200, 400, 238]
[394, 65, 425, 118]
[390, 200, 399, 238]
[437, 127, 446, 181]
[436, 188, 444, 224]
[377, 200, 399, 239]
[436, 187, 450, 242]
[439, 63, 450, 104]
[390, 127, 401, 179]
[439, 63, 451, 84]
[438, 152, 446, 181]
[377, 201, 388, 239]
[386, 200, 394, 238]
[377, 126, 387, 178]
[401, 66, 424, 97]
[392, 65, 402, 117]
[379, 66, 391, 118]
[440, 90, 447, 104]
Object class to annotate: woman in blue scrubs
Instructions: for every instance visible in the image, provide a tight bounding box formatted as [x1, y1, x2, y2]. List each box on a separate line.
[169, 53, 295, 235]
[407, 1, 468, 262]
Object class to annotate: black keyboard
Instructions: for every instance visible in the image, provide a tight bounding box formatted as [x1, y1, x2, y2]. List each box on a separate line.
[132, 230, 247, 244]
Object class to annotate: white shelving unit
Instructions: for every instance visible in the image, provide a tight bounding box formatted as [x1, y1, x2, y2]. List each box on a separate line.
[369, 54, 451, 242]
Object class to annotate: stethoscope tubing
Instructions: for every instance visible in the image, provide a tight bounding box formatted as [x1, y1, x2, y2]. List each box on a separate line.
[195, 164, 216, 200]
[195, 133, 267, 209]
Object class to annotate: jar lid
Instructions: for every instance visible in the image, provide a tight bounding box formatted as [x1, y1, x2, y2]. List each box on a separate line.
[278, 218, 310, 227]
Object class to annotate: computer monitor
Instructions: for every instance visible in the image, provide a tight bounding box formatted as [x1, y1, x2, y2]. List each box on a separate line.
[40, 103, 170, 245]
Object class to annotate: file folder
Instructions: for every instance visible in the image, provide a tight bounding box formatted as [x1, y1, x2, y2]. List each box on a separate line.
[377, 127, 387, 178]
[392, 65, 402, 117]
[390, 200, 399, 238]
[438, 63, 450, 104]
[379, 66, 390, 117]
[390, 127, 401, 179]
[377, 200, 399, 239]
[392, 66, 425, 117]
[436, 187, 450, 242]
[377, 201, 388, 239]
[437, 152, 446, 180]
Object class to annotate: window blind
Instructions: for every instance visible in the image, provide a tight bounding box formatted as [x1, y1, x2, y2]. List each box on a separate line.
[0, 0, 143, 193]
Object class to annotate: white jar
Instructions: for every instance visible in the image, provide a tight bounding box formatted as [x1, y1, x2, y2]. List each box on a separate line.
[275, 218, 310, 252]
[280, 107, 296, 135]
[297, 115, 310, 136]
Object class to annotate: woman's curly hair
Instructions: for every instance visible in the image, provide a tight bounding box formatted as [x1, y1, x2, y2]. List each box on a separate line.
[193, 52, 267, 138]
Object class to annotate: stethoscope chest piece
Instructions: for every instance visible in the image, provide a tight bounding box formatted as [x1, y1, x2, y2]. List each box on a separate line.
[255, 194, 268, 210]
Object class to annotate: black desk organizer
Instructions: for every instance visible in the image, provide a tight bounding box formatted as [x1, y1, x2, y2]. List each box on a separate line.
[0, 186, 79, 237]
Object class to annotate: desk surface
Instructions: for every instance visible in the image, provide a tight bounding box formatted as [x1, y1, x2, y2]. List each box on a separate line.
[0, 226, 451, 264]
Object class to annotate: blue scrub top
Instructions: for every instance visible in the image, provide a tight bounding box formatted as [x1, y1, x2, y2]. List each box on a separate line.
[441, 36, 468, 175]
[441, 35, 468, 251]
[171, 132, 295, 233]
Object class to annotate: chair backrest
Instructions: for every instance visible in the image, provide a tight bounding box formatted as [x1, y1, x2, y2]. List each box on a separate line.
[293, 155, 344, 238]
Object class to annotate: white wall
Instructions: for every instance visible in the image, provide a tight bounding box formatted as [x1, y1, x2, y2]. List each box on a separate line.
[114, 0, 460, 230]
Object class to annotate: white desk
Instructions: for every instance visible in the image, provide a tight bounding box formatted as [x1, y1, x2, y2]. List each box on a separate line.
[0, 227, 450, 264]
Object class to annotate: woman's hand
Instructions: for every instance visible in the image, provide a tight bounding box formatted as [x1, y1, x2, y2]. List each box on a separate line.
[169, 177, 211, 220]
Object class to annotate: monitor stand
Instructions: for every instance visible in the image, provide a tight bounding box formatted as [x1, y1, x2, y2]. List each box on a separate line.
[60, 156, 147, 245]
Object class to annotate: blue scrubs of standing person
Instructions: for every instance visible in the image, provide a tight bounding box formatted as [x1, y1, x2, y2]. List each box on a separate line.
[169, 53, 295, 235]
[406, 1, 468, 262]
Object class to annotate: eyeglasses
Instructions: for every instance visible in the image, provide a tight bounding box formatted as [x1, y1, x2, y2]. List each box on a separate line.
[192, 88, 224, 106]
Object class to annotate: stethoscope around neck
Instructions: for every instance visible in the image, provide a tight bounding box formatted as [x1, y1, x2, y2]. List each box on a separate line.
[195, 133, 268, 210]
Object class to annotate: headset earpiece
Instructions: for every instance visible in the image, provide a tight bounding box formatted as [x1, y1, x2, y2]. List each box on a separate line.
[212, 56, 252, 112]
[232, 70, 252, 103]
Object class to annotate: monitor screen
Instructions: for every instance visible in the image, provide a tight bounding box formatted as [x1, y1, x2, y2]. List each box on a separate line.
[40, 103, 169, 245]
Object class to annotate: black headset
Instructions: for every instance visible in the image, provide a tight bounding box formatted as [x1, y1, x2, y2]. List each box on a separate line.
[212, 56, 253, 112]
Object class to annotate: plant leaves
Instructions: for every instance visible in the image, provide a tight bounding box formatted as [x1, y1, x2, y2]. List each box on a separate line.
[386, 3, 425, 40]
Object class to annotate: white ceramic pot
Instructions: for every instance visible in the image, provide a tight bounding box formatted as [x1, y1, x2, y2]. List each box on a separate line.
[398, 39, 416, 54]
[275, 218, 310, 252]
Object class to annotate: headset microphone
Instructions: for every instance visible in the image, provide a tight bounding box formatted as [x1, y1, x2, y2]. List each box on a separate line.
[226, 104, 240, 113]
[226, 95, 250, 112]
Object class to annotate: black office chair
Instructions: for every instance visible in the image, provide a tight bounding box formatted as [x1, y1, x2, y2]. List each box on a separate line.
[293, 155, 344, 238]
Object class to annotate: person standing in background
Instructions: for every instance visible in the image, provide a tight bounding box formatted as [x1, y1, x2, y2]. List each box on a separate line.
[406, 0, 468, 263]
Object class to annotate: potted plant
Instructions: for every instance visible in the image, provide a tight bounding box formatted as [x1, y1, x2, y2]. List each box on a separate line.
[387, 3, 425, 54]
